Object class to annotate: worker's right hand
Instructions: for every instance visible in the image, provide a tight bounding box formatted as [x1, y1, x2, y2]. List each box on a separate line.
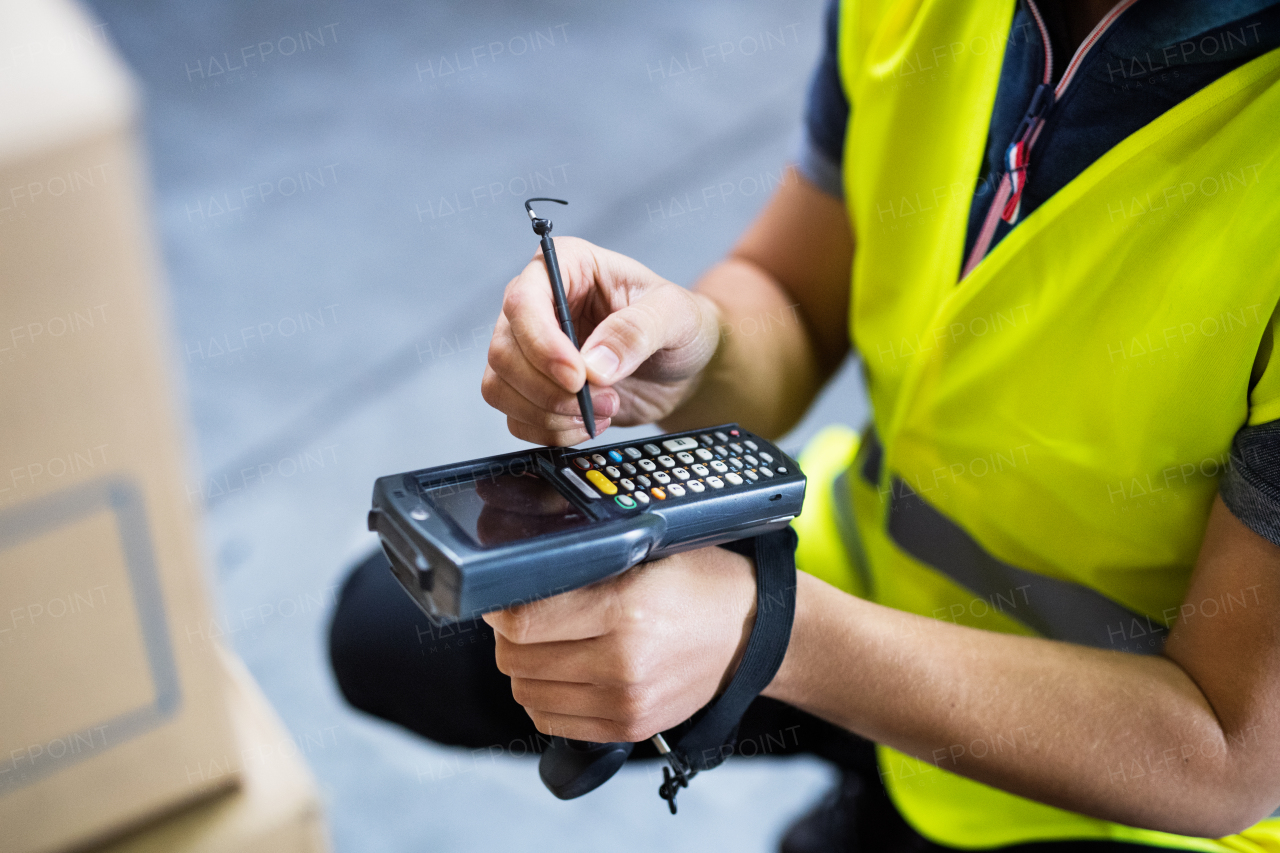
[482, 236, 721, 446]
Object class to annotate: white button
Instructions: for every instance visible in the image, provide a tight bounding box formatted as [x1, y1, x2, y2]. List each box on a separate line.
[744, 470, 759, 481]
[605, 466, 621, 479]
[620, 478, 635, 491]
[657, 455, 676, 468]
[729, 443, 743, 453]
[714, 445, 729, 457]
[639, 459, 656, 472]
[661, 437, 699, 453]
[706, 476, 724, 488]
[561, 467, 600, 499]
[695, 448, 713, 461]
[759, 467, 773, 477]
[667, 483, 686, 497]
[725, 472, 743, 485]
[744, 455, 759, 466]
[777, 466, 788, 473]
[691, 464, 709, 476]
[759, 452, 774, 464]
[715, 431, 729, 442]
[687, 480, 705, 493]
[710, 460, 728, 473]
[635, 491, 650, 504]
[676, 451, 695, 464]
[654, 471, 671, 484]
[592, 454, 608, 466]
[744, 440, 758, 451]
[673, 468, 690, 480]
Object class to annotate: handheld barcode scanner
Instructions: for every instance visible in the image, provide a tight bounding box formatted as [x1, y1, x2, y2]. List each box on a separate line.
[368, 201, 803, 812]
[369, 427, 804, 809]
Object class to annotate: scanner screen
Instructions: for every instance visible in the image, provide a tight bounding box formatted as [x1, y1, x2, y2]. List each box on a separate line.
[422, 470, 590, 548]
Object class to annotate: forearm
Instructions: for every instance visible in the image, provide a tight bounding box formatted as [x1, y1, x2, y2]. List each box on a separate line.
[660, 258, 825, 440]
[767, 571, 1272, 837]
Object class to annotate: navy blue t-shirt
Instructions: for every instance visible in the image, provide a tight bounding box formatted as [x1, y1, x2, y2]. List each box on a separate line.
[795, 0, 1280, 546]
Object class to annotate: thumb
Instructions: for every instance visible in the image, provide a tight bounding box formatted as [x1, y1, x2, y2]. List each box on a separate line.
[578, 284, 717, 386]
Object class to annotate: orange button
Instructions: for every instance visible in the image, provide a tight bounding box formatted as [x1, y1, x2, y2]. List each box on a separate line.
[585, 469, 617, 495]
[650, 487, 666, 500]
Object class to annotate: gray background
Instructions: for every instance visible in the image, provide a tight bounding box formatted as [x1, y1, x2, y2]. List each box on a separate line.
[82, 1, 869, 849]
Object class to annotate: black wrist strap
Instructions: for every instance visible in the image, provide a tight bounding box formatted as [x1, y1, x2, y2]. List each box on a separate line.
[673, 526, 798, 772]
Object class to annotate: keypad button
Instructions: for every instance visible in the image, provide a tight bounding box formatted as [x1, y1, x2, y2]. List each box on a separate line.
[623, 447, 643, 460]
[573, 457, 592, 470]
[744, 454, 759, 467]
[672, 468, 690, 481]
[591, 453, 608, 467]
[635, 491, 650, 505]
[643, 443, 662, 456]
[759, 467, 774, 477]
[713, 445, 729, 457]
[562, 467, 600, 499]
[653, 471, 671, 485]
[744, 470, 759, 482]
[691, 463, 709, 477]
[759, 452, 774, 464]
[608, 450, 624, 463]
[744, 440, 758, 451]
[619, 478, 635, 492]
[604, 466, 621, 479]
[777, 466, 788, 473]
[725, 472, 743, 486]
[676, 451, 695, 464]
[706, 476, 724, 489]
[614, 494, 637, 509]
[650, 487, 666, 500]
[729, 442, 743, 454]
[638, 459, 656, 472]
[687, 480, 705, 493]
[667, 483, 686, 497]
[621, 462, 637, 476]
[714, 431, 729, 442]
[636, 474, 652, 488]
[657, 455, 676, 468]
[695, 448, 713, 462]
[585, 469, 617, 495]
[729, 429, 740, 436]
[727, 458, 744, 470]
[710, 460, 728, 474]
[661, 437, 699, 453]
[698, 434, 715, 446]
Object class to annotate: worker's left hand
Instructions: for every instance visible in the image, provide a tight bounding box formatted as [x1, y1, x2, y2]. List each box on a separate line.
[483, 545, 757, 743]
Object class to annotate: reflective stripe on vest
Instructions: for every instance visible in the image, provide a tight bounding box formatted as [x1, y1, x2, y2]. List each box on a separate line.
[850, 432, 1169, 654]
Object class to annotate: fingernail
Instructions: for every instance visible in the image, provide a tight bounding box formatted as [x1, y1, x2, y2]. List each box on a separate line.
[583, 346, 619, 380]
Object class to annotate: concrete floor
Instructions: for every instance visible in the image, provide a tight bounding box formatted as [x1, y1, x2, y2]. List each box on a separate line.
[82, 1, 869, 849]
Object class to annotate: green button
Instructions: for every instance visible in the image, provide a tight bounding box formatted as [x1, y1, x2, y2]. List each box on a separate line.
[614, 494, 637, 509]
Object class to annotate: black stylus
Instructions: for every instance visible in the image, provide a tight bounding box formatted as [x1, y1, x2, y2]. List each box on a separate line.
[525, 198, 596, 439]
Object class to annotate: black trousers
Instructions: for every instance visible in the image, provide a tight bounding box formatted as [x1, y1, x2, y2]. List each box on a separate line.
[329, 549, 1160, 853]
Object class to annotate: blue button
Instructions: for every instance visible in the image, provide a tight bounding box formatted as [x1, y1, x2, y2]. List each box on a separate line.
[608, 450, 623, 463]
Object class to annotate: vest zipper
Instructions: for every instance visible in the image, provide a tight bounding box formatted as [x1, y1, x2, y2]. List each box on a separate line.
[961, 0, 1143, 280]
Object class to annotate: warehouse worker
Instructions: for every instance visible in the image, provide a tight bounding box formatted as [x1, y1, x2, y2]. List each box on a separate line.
[332, 0, 1280, 848]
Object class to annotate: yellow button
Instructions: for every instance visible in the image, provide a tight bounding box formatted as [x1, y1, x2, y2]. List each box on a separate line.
[585, 469, 617, 495]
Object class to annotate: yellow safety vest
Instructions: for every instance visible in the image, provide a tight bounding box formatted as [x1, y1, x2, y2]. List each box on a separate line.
[791, 0, 1280, 849]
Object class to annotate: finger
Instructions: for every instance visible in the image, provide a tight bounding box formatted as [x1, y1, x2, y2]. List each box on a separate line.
[503, 256, 589, 394]
[494, 634, 636, 685]
[483, 578, 631, 644]
[524, 710, 652, 745]
[578, 284, 715, 386]
[510, 677, 653, 725]
[481, 364, 616, 437]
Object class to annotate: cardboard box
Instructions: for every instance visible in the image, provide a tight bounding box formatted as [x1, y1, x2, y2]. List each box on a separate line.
[0, 1, 239, 850]
[91, 649, 330, 853]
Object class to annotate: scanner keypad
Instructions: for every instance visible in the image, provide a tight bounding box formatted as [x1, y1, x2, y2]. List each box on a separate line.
[560, 426, 790, 504]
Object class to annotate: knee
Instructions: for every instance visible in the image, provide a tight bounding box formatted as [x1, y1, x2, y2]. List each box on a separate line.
[328, 548, 403, 716]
